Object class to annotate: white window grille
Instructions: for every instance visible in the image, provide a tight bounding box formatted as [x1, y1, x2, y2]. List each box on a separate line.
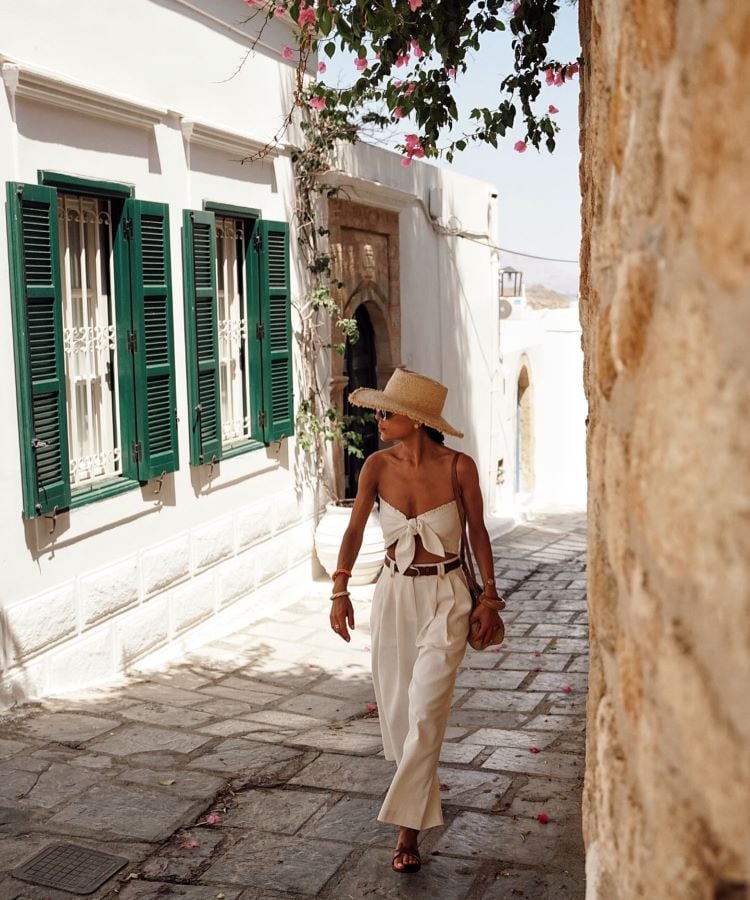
[216, 216, 251, 446]
[58, 195, 121, 487]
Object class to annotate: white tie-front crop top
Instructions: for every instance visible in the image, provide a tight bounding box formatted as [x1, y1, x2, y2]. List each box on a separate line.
[379, 497, 462, 572]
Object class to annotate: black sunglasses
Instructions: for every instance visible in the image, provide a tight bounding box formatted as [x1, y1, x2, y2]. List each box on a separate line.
[376, 409, 393, 420]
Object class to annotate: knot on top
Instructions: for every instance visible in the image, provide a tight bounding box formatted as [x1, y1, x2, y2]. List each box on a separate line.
[406, 518, 422, 536]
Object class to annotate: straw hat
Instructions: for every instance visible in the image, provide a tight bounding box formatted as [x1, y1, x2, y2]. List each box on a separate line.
[348, 367, 464, 438]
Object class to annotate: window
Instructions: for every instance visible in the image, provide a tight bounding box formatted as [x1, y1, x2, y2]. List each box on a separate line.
[182, 207, 293, 465]
[6, 181, 179, 519]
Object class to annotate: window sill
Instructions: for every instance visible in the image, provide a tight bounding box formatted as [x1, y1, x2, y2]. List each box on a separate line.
[70, 477, 141, 509]
[218, 439, 267, 461]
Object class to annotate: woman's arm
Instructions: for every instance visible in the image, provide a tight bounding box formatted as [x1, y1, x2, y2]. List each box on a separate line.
[329, 454, 380, 642]
[457, 453, 504, 645]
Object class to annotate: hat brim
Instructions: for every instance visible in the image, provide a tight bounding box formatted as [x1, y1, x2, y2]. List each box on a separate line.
[348, 387, 464, 438]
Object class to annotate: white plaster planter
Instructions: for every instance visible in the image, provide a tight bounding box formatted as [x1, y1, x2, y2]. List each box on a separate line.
[315, 501, 383, 585]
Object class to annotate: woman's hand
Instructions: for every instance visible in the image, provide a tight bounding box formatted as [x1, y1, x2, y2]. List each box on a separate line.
[330, 596, 355, 642]
[469, 603, 503, 648]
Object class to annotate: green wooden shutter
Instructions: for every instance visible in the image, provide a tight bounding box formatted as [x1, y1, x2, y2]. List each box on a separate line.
[126, 199, 179, 480]
[6, 182, 71, 518]
[258, 220, 293, 441]
[182, 210, 221, 466]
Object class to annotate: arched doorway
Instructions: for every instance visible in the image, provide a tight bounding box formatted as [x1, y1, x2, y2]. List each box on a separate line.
[515, 364, 535, 496]
[344, 304, 379, 498]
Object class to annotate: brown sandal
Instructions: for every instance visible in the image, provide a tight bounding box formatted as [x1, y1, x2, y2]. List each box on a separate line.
[392, 844, 421, 874]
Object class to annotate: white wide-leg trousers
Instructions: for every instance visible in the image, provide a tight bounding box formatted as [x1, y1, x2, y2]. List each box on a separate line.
[371, 563, 471, 831]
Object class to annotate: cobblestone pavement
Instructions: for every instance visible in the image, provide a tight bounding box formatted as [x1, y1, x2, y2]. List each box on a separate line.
[0, 510, 587, 900]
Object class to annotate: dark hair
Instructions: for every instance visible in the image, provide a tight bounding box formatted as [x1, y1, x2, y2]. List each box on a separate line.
[424, 425, 445, 444]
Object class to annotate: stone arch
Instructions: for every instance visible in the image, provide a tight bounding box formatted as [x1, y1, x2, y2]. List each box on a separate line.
[515, 358, 535, 496]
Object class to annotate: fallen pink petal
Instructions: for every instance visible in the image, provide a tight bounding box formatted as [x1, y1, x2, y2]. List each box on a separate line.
[563, 685, 573, 693]
[204, 814, 222, 825]
[366, 703, 377, 713]
[534, 650, 542, 657]
[439, 782, 450, 791]
[532, 665, 541, 671]
[514, 140, 528, 153]
[529, 745, 540, 753]
[178, 838, 200, 850]
[537, 812, 550, 824]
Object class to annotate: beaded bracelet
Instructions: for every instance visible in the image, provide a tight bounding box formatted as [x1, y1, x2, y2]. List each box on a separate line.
[331, 568, 352, 581]
[330, 590, 351, 601]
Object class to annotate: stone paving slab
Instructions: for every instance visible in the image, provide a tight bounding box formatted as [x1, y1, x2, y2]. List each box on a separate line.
[46, 781, 203, 841]
[200, 830, 353, 893]
[0, 509, 588, 899]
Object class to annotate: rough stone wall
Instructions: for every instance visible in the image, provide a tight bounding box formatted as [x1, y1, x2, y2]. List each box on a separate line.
[579, 1, 750, 897]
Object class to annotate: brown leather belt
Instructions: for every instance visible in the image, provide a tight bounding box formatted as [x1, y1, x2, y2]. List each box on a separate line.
[384, 555, 462, 577]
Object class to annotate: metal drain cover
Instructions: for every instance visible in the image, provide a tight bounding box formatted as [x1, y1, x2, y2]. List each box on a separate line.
[13, 843, 128, 894]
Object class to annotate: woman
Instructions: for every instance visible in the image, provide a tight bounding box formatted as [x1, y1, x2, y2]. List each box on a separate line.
[329, 367, 505, 874]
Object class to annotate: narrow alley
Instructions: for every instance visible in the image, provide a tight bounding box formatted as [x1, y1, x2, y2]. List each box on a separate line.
[0, 511, 587, 899]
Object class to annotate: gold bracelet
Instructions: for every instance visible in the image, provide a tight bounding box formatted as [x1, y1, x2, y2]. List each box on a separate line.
[330, 591, 350, 601]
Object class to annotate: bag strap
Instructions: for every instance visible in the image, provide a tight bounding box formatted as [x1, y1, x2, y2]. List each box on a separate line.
[451, 452, 481, 591]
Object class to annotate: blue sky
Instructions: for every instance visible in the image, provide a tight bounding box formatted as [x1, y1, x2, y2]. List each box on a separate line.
[322, 4, 581, 295]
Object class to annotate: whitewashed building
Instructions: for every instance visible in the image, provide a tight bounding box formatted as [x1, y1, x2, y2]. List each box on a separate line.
[0, 0, 515, 705]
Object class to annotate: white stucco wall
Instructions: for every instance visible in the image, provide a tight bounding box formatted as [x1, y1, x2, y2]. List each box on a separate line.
[496, 303, 587, 511]
[0, 0, 314, 706]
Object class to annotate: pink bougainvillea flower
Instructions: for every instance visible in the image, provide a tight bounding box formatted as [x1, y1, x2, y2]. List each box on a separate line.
[410, 147, 425, 159]
[317, 61, 327, 73]
[514, 140, 527, 153]
[309, 97, 326, 111]
[411, 40, 424, 59]
[354, 57, 368, 71]
[274, 5, 285, 15]
[204, 814, 222, 825]
[392, 78, 403, 88]
[394, 53, 410, 68]
[569, 62, 580, 75]
[534, 650, 542, 657]
[548, 104, 559, 114]
[512, 1, 521, 10]
[404, 81, 416, 94]
[366, 703, 377, 713]
[529, 745, 540, 754]
[281, 46, 295, 61]
[545, 67, 556, 86]
[554, 70, 564, 86]
[537, 812, 550, 824]
[394, 107, 405, 119]
[408, 0, 423, 10]
[298, 4, 316, 26]
[404, 133, 421, 149]
[401, 155, 413, 167]
[446, 67, 457, 78]
[563, 684, 573, 693]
